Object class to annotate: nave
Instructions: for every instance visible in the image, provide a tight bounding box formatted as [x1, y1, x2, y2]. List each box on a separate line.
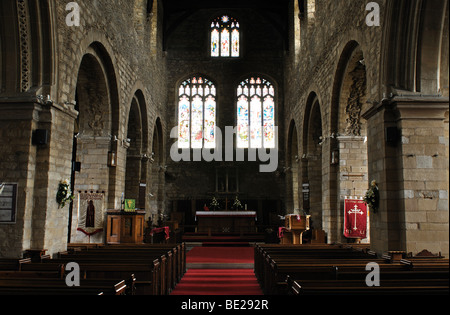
[0, 240, 448, 296]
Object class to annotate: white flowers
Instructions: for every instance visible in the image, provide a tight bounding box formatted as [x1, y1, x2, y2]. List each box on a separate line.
[56, 179, 74, 209]
[364, 180, 380, 213]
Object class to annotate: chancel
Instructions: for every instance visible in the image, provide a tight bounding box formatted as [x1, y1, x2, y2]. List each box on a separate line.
[0, 0, 448, 298]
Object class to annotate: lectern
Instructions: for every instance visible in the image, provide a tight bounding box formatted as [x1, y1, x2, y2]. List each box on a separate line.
[281, 214, 311, 245]
[106, 210, 145, 244]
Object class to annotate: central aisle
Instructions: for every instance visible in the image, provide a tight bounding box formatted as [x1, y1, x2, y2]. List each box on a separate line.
[171, 246, 264, 295]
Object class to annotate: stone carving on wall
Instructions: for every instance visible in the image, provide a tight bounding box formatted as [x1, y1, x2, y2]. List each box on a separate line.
[83, 84, 107, 136]
[17, 0, 31, 92]
[345, 62, 367, 136]
[88, 102, 105, 136]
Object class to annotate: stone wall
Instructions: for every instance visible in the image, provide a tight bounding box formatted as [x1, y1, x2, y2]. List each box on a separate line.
[284, 0, 383, 244]
[163, 8, 287, 225]
[284, 0, 448, 256]
[0, 0, 447, 259]
[0, 0, 168, 257]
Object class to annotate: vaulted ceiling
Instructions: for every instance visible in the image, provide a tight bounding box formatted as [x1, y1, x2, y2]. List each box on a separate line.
[161, 0, 290, 50]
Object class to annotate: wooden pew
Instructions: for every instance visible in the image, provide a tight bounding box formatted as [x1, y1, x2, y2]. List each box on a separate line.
[0, 258, 32, 271]
[0, 277, 131, 295]
[104, 243, 187, 281]
[0, 270, 63, 279]
[98, 243, 186, 288]
[54, 243, 185, 295]
[255, 244, 449, 295]
[287, 275, 449, 295]
[254, 243, 376, 294]
[85, 244, 184, 291]
[43, 257, 162, 295]
[59, 245, 183, 294]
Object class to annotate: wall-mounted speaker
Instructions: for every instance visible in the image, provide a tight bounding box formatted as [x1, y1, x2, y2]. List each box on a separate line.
[386, 127, 400, 146]
[72, 161, 82, 172]
[32, 129, 48, 146]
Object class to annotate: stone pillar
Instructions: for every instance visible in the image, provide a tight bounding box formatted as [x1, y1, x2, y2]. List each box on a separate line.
[363, 96, 449, 257]
[0, 100, 40, 258]
[0, 98, 78, 258]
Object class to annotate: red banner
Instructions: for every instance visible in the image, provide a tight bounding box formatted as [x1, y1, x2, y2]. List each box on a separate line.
[344, 199, 368, 239]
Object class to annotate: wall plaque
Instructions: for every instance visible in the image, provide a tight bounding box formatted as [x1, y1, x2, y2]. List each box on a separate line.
[0, 183, 18, 224]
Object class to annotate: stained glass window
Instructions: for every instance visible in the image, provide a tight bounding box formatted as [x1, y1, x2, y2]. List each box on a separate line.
[211, 16, 240, 58]
[178, 77, 217, 149]
[237, 77, 276, 149]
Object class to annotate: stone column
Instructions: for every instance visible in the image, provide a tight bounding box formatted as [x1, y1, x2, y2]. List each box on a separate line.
[0, 97, 78, 258]
[363, 96, 449, 257]
[0, 99, 40, 258]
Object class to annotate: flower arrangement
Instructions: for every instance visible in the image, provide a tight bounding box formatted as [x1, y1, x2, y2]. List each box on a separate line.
[232, 196, 243, 210]
[210, 197, 220, 211]
[364, 180, 380, 213]
[56, 179, 74, 209]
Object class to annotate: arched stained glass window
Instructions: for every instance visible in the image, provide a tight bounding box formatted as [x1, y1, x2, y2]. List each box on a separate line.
[178, 76, 217, 149]
[211, 15, 240, 58]
[237, 77, 276, 149]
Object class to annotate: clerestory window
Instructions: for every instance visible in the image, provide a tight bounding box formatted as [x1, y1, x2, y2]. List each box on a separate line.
[211, 15, 240, 58]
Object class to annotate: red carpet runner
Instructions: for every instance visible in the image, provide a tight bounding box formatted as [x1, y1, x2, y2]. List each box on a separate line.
[171, 247, 264, 296]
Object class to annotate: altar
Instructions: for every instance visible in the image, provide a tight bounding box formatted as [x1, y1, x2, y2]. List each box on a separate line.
[195, 211, 257, 235]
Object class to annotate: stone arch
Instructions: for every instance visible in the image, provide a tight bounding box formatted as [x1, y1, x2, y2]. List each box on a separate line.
[125, 90, 149, 209]
[149, 117, 165, 222]
[286, 119, 300, 212]
[382, 0, 448, 95]
[302, 92, 323, 230]
[331, 41, 370, 243]
[0, 0, 55, 95]
[70, 42, 119, 243]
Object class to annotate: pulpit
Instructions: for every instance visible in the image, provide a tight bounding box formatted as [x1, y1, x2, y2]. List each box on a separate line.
[106, 210, 145, 244]
[281, 214, 311, 245]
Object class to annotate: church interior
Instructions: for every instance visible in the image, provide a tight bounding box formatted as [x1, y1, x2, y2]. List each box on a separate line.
[0, 0, 448, 296]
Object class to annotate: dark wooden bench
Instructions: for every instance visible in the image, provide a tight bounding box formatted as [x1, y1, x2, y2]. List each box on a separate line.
[287, 276, 449, 295]
[35, 258, 161, 295]
[57, 244, 184, 294]
[54, 243, 185, 295]
[255, 244, 377, 294]
[0, 277, 130, 295]
[67, 245, 181, 290]
[0, 258, 32, 271]
[254, 244, 449, 295]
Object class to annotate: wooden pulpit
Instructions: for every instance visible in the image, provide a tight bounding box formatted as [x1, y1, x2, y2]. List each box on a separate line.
[281, 214, 311, 245]
[106, 210, 145, 244]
